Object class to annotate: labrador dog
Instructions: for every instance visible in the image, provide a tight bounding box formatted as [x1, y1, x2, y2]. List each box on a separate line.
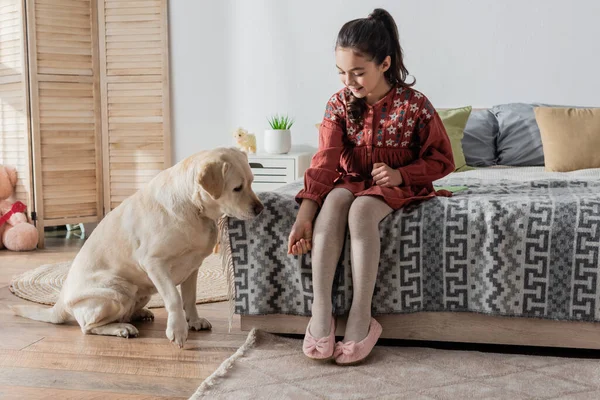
[11, 147, 263, 347]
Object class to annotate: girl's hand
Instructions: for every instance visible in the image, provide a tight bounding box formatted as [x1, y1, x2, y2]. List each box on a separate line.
[372, 162, 403, 187]
[288, 219, 313, 255]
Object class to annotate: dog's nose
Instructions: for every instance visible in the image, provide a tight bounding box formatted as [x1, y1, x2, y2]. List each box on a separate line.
[254, 203, 264, 216]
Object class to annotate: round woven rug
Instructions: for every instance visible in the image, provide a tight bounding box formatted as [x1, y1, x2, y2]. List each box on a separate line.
[9, 253, 228, 308]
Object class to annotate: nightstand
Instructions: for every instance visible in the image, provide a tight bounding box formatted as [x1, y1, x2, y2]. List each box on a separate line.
[247, 147, 316, 192]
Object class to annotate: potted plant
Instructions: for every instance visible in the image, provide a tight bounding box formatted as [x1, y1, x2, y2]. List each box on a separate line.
[264, 114, 294, 154]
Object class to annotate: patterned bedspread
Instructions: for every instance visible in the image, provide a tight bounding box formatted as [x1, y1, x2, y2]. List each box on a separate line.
[224, 167, 600, 322]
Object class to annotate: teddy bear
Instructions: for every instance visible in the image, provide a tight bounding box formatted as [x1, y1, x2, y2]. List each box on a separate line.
[233, 127, 257, 154]
[0, 165, 39, 251]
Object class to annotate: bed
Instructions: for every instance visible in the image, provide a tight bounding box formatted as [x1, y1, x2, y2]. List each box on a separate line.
[220, 166, 600, 349]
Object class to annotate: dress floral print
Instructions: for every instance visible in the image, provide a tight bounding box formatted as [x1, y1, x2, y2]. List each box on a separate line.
[296, 85, 455, 210]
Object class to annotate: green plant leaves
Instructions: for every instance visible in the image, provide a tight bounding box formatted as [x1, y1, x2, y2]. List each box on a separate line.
[267, 114, 294, 130]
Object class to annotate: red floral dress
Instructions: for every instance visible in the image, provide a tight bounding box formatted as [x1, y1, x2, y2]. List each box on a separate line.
[296, 85, 455, 210]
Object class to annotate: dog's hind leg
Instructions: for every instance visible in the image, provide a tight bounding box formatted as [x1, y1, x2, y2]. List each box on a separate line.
[71, 297, 139, 338]
[88, 323, 139, 338]
[130, 296, 154, 322]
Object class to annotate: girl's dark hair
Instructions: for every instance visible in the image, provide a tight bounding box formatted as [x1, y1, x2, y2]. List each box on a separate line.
[336, 8, 415, 125]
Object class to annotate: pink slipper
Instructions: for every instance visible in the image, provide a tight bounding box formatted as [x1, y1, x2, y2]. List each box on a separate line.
[303, 316, 336, 360]
[334, 318, 382, 365]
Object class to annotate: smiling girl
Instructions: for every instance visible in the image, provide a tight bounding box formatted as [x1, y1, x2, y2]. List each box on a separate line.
[288, 8, 455, 365]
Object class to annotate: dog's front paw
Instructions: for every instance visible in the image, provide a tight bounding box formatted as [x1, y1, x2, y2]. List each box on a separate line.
[188, 317, 212, 331]
[166, 315, 188, 348]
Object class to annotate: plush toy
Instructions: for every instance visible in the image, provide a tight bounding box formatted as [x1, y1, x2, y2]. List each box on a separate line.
[233, 127, 257, 154]
[0, 165, 38, 251]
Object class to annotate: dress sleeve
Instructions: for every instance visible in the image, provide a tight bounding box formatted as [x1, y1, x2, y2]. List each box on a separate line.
[396, 104, 455, 187]
[295, 94, 346, 207]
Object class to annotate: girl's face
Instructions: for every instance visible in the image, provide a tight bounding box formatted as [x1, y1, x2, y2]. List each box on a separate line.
[335, 47, 390, 99]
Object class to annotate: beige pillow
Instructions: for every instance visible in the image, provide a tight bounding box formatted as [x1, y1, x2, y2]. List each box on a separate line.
[534, 107, 600, 172]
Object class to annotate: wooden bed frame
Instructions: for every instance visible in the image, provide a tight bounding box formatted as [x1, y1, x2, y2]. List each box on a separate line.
[241, 313, 600, 349]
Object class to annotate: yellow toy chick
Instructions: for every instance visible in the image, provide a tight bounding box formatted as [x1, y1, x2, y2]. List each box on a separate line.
[233, 127, 257, 154]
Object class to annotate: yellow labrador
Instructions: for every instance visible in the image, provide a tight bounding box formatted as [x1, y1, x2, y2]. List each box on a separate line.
[11, 147, 263, 347]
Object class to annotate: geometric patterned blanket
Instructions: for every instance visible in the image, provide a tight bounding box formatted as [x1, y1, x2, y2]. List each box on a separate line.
[225, 167, 600, 322]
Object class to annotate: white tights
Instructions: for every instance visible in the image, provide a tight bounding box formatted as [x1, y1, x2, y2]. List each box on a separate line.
[309, 188, 392, 342]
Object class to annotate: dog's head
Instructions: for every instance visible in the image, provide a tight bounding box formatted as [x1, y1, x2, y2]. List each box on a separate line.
[195, 147, 263, 220]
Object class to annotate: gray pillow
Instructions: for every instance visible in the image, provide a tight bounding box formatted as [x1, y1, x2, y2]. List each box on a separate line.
[492, 103, 545, 166]
[462, 109, 498, 167]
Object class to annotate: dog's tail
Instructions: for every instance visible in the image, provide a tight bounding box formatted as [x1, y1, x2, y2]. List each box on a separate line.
[10, 300, 69, 324]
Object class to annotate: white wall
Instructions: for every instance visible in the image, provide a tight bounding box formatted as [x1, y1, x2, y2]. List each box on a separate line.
[169, 0, 600, 162]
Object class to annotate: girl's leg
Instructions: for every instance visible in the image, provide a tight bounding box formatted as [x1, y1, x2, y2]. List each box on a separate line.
[309, 188, 355, 338]
[345, 195, 393, 342]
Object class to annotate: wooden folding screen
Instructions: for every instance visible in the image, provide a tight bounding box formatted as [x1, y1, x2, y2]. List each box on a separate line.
[98, 0, 171, 212]
[27, 0, 103, 248]
[0, 0, 170, 248]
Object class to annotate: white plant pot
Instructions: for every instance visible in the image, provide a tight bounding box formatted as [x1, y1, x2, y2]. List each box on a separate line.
[264, 129, 292, 154]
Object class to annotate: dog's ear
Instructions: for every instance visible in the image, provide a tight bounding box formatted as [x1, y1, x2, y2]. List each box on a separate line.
[198, 160, 229, 200]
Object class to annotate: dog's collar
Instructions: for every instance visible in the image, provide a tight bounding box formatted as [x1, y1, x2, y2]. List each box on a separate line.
[0, 201, 27, 228]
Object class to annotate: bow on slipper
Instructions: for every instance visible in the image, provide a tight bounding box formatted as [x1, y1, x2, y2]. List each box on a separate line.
[334, 341, 356, 357]
[304, 335, 333, 355]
